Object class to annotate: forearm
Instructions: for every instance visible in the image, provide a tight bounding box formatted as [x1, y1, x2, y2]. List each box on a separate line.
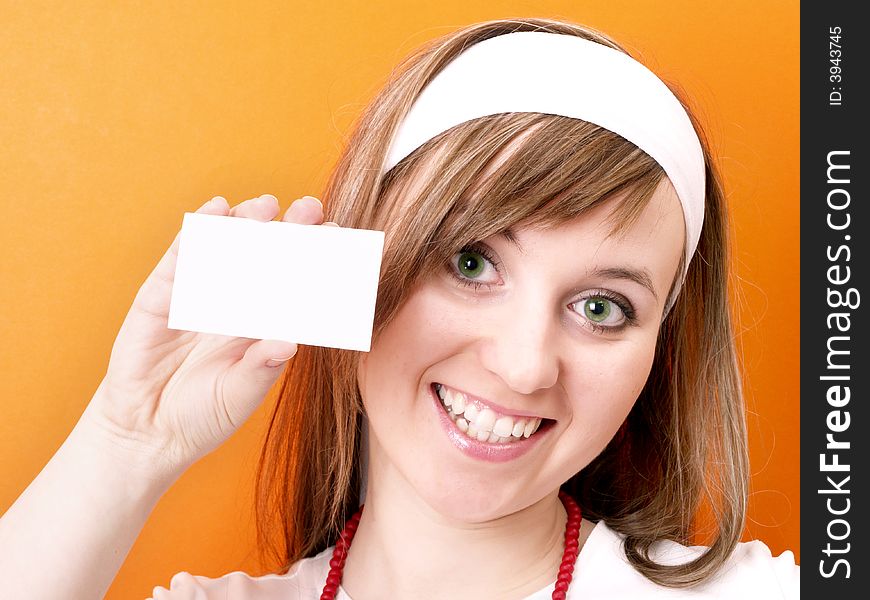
[0, 405, 179, 600]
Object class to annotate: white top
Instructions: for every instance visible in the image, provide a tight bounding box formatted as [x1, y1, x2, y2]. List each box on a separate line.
[148, 522, 799, 599]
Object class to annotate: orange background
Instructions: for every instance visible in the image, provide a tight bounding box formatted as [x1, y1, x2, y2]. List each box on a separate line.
[0, 1, 799, 597]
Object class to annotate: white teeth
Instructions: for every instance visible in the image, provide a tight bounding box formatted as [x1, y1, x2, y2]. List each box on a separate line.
[474, 408, 497, 433]
[493, 416, 514, 437]
[523, 419, 536, 438]
[451, 392, 466, 414]
[435, 383, 548, 444]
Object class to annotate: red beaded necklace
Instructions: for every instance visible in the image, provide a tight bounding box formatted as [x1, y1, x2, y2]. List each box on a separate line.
[320, 490, 582, 600]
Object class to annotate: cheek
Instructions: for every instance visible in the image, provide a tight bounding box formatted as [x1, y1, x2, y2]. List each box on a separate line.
[567, 339, 657, 438]
[358, 287, 456, 405]
[378, 285, 473, 359]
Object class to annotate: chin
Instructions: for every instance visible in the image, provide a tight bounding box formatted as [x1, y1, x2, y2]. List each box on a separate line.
[412, 470, 533, 523]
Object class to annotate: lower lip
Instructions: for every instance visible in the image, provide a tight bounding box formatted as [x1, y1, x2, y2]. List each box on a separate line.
[430, 384, 548, 463]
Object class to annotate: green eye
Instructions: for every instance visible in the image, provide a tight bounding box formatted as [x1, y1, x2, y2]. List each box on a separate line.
[571, 292, 633, 333]
[583, 297, 612, 322]
[457, 251, 485, 278]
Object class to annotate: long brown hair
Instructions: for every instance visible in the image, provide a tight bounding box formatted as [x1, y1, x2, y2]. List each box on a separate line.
[254, 17, 747, 588]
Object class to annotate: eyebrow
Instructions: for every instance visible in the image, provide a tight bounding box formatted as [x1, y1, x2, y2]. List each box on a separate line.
[590, 267, 659, 302]
[501, 227, 524, 253]
[499, 228, 659, 301]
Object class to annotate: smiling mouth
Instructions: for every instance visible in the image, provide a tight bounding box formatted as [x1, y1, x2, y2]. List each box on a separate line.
[432, 383, 553, 444]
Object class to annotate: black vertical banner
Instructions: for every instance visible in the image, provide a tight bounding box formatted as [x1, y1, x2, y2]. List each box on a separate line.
[801, 2, 868, 596]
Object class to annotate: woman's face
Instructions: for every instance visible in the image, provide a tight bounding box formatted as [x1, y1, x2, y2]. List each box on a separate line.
[358, 179, 685, 521]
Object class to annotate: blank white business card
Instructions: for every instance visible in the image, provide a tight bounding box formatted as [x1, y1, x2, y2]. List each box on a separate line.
[168, 212, 385, 352]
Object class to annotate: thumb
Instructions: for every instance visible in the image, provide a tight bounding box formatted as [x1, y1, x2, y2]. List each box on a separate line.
[221, 339, 298, 426]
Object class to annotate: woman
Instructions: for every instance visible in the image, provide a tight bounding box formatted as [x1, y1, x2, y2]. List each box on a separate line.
[0, 17, 798, 599]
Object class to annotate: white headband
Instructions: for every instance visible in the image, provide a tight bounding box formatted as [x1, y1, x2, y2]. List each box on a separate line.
[382, 31, 706, 313]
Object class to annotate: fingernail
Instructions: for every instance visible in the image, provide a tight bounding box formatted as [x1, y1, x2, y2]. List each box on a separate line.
[256, 195, 277, 206]
[265, 355, 295, 368]
[301, 195, 322, 207]
[208, 196, 228, 209]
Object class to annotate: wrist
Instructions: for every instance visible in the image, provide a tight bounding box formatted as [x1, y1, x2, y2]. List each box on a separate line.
[71, 391, 188, 500]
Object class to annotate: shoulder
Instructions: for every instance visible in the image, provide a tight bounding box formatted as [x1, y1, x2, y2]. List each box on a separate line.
[714, 538, 800, 596]
[571, 521, 799, 599]
[146, 546, 339, 600]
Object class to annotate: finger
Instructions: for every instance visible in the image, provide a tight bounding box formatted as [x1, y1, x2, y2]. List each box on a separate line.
[228, 194, 281, 222]
[220, 339, 299, 427]
[282, 196, 324, 225]
[133, 196, 230, 318]
[322, 221, 340, 227]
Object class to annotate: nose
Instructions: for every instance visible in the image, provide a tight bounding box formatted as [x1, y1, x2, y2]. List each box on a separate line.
[477, 296, 561, 395]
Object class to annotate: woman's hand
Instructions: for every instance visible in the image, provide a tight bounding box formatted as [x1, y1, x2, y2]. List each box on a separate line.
[83, 194, 330, 481]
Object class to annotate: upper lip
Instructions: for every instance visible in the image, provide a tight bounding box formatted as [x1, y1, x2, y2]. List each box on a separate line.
[435, 382, 551, 421]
